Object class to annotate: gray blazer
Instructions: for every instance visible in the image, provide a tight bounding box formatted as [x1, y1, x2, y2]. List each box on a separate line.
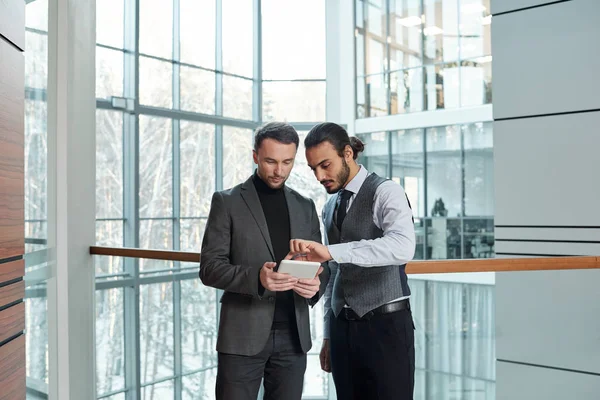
[200, 176, 329, 356]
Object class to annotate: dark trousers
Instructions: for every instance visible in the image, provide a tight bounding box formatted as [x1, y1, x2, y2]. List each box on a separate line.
[330, 308, 415, 400]
[216, 327, 306, 400]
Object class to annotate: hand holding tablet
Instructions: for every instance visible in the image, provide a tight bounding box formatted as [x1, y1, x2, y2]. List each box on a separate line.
[278, 259, 321, 280]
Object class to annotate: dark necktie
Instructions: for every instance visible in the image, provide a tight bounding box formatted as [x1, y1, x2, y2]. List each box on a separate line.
[336, 189, 353, 231]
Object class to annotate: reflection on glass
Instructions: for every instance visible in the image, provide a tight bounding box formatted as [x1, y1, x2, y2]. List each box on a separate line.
[25, 0, 48, 31]
[356, 131, 389, 178]
[94, 254, 124, 277]
[367, 38, 386, 76]
[287, 131, 330, 216]
[366, 73, 388, 117]
[392, 129, 425, 217]
[25, 2, 51, 396]
[25, 31, 48, 91]
[390, 0, 422, 68]
[96, 289, 125, 396]
[95, 221, 124, 248]
[424, 0, 459, 63]
[356, 31, 365, 78]
[390, 67, 424, 114]
[25, 292, 48, 387]
[262, 81, 326, 122]
[303, 356, 328, 397]
[96, 0, 124, 49]
[182, 370, 218, 400]
[426, 63, 460, 110]
[181, 279, 218, 373]
[461, 57, 492, 107]
[356, 76, 367, 118]
[96, 110, 124, 219]
[410, 279, 495, 399]
[180, 121, 215, 217]
[139, 220, 174, 271]
[139, 0, 173, 59]
[180, 66, 216, 115]
[180, 0, 216, 69]
[459, 0, 491, 59]
[426, 125, 461, 217]
[180, 219, 208, 252]
[140, 284, 174, 384]
[100, 393, 126, 400]
[261, 0, 325, 80]
[222, 127, 253, 190]
[413, 218, 426, 260]
[142, 379, 174, 400]
[139, 116, 173, 218]
[303, 296, 329, 396]
[356, 0, 492, 118]
[24, 100, 48, 252]
[463, 218, 494, 259]
[463, 122, 493, 217]
[139, 57, 173, 109]
[222, 75, 253, 120]
[222, 0, 253, 77]
[367, 2, 385, 37]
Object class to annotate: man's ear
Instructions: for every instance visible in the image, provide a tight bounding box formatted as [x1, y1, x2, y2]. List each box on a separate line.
[252, 150, 258, 165]
[345, 144, 353, 160]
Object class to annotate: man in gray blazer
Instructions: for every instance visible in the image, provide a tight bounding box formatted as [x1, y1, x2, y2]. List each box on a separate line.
[200, 122, 329, 400]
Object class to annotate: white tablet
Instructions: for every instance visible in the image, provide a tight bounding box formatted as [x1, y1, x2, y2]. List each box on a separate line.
[278, 259, 321, 280]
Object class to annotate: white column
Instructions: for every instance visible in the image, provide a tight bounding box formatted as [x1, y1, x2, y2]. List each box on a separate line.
[47, 0, 97, 398]
[326, 0, 356, 134]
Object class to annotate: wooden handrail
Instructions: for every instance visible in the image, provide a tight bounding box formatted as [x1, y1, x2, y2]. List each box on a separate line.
[90, 246, 200, 263]
[90, 246, 600, 274]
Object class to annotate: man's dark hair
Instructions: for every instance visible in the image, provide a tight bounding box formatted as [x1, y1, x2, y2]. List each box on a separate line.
[253, 122, 299, 152]
[304, 122, 365, 160]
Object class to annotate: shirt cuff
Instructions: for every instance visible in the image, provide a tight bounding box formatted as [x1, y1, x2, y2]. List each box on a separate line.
[328, 243, 351, 264]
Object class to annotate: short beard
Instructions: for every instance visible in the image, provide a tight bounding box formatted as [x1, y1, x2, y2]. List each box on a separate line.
[328, 158, 350, 194]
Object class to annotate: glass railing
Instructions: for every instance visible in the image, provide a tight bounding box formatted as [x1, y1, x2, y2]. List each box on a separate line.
[90, 247, 600, 400]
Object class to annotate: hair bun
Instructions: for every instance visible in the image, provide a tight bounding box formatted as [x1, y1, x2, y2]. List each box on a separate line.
[349, 136, 365, 159]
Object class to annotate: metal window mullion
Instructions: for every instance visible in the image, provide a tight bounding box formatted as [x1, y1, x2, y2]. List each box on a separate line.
[422, 128, 428, 259]
[253, 0, 262, 123]
[124, 0, 142, 397]
[387, 131, 393, 179]
[216, 0, 223, 117]
[460, 125, 466, 259]
[385, 0, 391, 115]
[215, 127, 223, 192]
[363, 0, 370, 117]
[353, 1, 358, 120]
[215, 0, 224, 192]
[423, 280, 430, 399]
[456, 0, 462, 107]
[172, 0, 183, 397]
[419, 0, 427, 111]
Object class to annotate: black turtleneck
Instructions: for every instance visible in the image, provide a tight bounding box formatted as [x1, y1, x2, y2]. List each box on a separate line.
[252, 172, 296, 329]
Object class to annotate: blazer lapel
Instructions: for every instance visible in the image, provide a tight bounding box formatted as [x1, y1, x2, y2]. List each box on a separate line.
[240, 177, 275, 260]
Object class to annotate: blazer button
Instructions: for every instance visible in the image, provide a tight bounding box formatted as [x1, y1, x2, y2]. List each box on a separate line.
[268, 296, 275, 303]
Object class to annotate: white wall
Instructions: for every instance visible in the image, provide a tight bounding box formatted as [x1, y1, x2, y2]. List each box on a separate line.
[492, 0, 600, 398]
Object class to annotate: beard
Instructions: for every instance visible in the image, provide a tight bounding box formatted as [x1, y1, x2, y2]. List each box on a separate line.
[323, 158, 350, 194]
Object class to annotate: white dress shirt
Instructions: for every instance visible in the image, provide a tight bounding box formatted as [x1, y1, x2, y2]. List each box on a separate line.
[323, 166, 416, 338]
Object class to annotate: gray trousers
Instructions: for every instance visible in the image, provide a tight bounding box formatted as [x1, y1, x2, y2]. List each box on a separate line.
[216, 327, 306, 400]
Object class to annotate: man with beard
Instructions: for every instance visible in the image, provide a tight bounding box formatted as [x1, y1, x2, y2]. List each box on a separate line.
[285, 122, 416, 399]
[200, 122, 329, 400]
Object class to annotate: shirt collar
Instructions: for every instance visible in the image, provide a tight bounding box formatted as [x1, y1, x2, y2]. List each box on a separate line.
[343, 165, 368, 195]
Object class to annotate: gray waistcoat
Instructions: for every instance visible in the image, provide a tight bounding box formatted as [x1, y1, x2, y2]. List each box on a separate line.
[326, 173, 410, 318]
